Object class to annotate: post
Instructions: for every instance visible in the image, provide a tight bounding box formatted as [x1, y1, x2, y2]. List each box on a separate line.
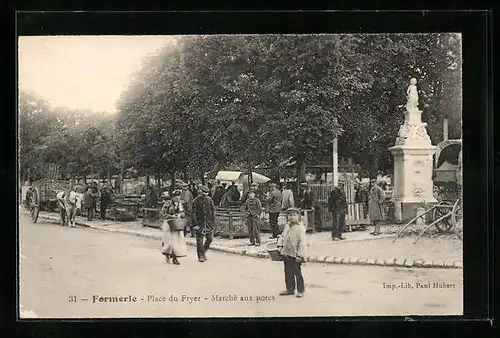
[443, 118, 449, 141]
[332, 137, 338, 186]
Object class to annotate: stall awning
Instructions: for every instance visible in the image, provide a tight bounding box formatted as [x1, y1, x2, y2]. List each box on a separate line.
[215, 171, 271, 183]
[216, 171, 244, 181]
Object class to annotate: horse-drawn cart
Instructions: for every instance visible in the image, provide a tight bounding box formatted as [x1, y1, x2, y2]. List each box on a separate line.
[394, 138, 462, 242]
[27, 178, 67, 224]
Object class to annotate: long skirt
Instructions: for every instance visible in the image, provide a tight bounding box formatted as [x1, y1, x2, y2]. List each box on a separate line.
[161, 219, 187, 257]
[368, 200, 384, 221]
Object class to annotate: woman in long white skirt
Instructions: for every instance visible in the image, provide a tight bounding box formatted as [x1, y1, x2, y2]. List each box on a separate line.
[161, 190, 187, 265]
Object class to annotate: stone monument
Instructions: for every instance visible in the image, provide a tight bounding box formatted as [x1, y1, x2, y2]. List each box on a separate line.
[389, 78, 437, 221]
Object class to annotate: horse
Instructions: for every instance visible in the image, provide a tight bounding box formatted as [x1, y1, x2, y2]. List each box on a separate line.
[56, 190, 82, 227]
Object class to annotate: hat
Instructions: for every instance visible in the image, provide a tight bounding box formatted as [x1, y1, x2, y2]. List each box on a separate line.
[269, 183, 277, 187]
[199, 185, 210, 193]
[300, 182, 308, 186]
[171, 190, 181, 197]
[251, 182, 259, 187]
[182, 182, 189, 188]
[286, 207, 300, 214]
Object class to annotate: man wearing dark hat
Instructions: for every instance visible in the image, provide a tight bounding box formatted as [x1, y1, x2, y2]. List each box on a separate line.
[300, 183, 313, 210]
[328, 182, 347, 240]
[277, 207, 307, 298]
[181, 183, 194, 237]
[266, 182, 282, 239]
[192, 185, 216, 262]
[212, 184, 225, 206]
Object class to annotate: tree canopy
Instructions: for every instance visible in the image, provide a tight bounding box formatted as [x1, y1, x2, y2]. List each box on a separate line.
[20, 33, 462, 185]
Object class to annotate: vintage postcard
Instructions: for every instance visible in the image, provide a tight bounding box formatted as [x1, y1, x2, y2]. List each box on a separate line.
[18, 33, 463, 318]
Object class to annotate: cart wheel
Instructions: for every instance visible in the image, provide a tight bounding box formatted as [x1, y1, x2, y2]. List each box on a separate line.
[432, 202, 453, 232]
[30, 206, 39, 223]
[451, 198, 462, 228]
[29, 187, 41, 223]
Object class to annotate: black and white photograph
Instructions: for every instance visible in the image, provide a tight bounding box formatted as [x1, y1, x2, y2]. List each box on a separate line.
[18, 33, 463, 318]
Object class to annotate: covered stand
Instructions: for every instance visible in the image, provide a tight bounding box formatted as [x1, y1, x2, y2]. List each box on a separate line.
[214, 171, 271, 239]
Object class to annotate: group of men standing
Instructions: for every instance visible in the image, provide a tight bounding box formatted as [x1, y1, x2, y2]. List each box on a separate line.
[240, 182, 297, 246]
[81, 182, 114, 221]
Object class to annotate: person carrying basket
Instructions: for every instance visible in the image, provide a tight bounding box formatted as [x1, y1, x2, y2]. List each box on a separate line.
[160, 190, 188, 265]
[276, 207, 307, 298]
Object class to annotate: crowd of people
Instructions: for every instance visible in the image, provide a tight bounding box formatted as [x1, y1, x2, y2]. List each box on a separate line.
[22, 176, 387, 299]
[148, 178, 387, 257]
[156, 181, 308, 298]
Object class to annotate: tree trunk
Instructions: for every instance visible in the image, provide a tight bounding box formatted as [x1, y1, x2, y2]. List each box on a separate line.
[200, 172, 205, 185]
[117, 156, 124, 194]
[107, 166, 111, 185]
[296, 155, 306, 184]
[170, 170, 176, 193]
[247, 159, 253, 185]
[183, 170, 188, 182]
[157, 167, 161, 188]
[146, 174, 150, 187]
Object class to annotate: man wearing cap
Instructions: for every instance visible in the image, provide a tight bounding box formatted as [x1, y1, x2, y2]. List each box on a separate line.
[328, 182, 347, 240]
[181, 183, 194, 237]
[242, 182, 259, 203]
[277, 207, 307, 298]
[266, 183, 282, 239]
[300, 183, 313, 210]
[192, 185, 216, 262]
[241, 188, 263, 246]
[281, 183, 295, 211]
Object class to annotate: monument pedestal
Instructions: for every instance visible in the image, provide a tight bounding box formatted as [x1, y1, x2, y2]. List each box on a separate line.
[389, 145, 437, 221]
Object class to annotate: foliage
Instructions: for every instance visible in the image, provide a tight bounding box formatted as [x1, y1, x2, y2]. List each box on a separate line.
[20, 33, 462, 182]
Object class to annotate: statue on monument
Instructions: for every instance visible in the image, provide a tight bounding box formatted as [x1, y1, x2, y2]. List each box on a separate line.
[406, 78, 419, 110]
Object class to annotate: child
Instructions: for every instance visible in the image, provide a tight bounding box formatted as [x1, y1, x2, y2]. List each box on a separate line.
[241, 189, 262, 246]
[277, 207, 307, 298]
[406, 77, 419, 109]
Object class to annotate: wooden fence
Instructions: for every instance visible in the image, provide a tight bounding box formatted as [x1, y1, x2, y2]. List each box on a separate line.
[309, 181, 370, 231]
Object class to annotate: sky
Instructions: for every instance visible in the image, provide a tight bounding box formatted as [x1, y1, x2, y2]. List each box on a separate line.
[18, 35, 179, 113]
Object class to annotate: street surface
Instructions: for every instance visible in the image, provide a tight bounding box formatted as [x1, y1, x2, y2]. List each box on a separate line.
[19, 214, 463, 318]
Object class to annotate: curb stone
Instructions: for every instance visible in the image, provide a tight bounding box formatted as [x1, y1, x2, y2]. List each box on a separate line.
[316, 256, 326, 263]
[357, 258, 368, 265]
[444, 261, 455, 268]
[413, 259, 424, 267]
[404, 260, 414, 268]
[423, 261, 433, 268]
[22, 211, 463, 270]
[395, 259, 405, 267]
[307, 256, 318, 263]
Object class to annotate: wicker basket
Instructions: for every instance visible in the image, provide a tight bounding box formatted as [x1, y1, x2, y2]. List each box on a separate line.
[266, 241, 283, 261]
[167, 218, 188, 231]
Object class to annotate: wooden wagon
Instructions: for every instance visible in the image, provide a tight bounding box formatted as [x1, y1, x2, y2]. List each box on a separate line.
[28, 178, 67, 223]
